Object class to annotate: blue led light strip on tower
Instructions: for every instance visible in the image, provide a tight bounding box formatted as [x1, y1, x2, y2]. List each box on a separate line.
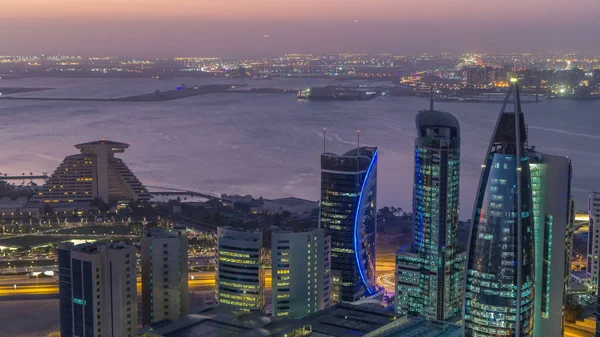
[354, 150, 377, 295]
[415, 148, 424, 250]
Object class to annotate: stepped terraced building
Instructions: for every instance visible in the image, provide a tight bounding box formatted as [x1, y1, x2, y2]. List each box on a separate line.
[32, 140, 150, 204]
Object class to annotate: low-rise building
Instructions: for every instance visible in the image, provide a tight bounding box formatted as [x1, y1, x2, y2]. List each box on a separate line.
[140, 302, 461, 337]
[260, 197, 318, 215]
[220, 194, 253, 207]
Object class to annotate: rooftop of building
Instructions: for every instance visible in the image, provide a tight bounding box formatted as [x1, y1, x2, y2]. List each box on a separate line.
[141, 302, 461, 337]
[321, 146, 377, 158]
[271, 226, 323, 235]
[571, 270, 590, 279]
[75, 140, 130, 147]
[61, 241, 133, 254]
[321, 146, 378, 172]
[297, 302, 403, 337]
[342, 146, 377, 158]
[218, 227, 262, 242]
[377, 318, 462, 337]
[141, 305, 284, 337]
[267, 197, 317, 207]
[416, 109, 460, 135]
[144, 226, 186, 238]
[74, 140, 130, 154]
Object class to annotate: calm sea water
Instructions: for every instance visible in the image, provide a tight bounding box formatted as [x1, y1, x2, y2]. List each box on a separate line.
[1, 77, 599, 218]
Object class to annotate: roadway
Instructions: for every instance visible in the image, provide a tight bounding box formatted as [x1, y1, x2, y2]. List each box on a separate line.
[0, 252, 396, 297]
[0, 271, 274, 297]
[565, 322, 595, 337]
[0, 272, 215, 297]
[376, 250, 396, 294]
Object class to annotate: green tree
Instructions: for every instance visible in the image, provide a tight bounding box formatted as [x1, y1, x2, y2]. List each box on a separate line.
[43, 204, 54, 215]
[564, 301, 584, 323]
[91, 198, 111, 213]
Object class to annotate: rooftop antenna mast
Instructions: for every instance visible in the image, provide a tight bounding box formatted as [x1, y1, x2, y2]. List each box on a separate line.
[430, 86, 435, 111]
[512, 78, 524, 337]
[356, 130, 360, 188]
[323, 128, 326, 153]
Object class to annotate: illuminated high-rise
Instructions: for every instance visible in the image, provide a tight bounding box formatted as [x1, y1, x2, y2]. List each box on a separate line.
[464, 82, 535, 337]
[396, 105, 463, 321]
[216, 227, 264, 311]
[529, 151, 573, 337]
[320, 146, 378, 302]
[32, 140, 150, 204]
[58, 242, 137, 337]
[271, 229, 331, 318]
[597, 277, 600, 337]
[587, 192, 600, 291]
[141, 226, 189, 326]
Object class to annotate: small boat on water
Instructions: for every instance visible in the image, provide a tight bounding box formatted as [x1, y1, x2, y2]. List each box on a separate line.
[297, 86, 379, 101]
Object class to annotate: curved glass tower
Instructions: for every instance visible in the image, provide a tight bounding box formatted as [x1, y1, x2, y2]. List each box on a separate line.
[321, 146, 377, 302]
[464, 83, 535, 337]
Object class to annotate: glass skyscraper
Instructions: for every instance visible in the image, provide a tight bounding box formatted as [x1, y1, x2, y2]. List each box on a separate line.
[464, 82, 535, 337]
[396, 107, 463, 321]
[321, 146, 378, 302]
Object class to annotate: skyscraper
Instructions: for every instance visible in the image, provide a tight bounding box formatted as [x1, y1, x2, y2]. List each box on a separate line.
[216, 227, 264, 311]
[141, 226, 189, 326]
[271, 229, 331, 318]
[396, 104, 463, 321]
[528, 150, 573, 337]
[587, 192, 600, 292]
[464, 82, 535, 337]
[320, 145, 378, 302]
[597, 289, 600, 337]
[58, 242, 137, 337]
[32, 140, 150, 204]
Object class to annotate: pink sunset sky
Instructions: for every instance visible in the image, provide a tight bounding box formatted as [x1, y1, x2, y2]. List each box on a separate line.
[1, 0, 599, 56]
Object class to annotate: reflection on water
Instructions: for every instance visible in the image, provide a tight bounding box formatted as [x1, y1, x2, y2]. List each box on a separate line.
[0, 77, 598, 217]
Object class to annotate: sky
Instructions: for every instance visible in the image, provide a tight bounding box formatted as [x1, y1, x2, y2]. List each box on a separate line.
[2, 0, 600, 57]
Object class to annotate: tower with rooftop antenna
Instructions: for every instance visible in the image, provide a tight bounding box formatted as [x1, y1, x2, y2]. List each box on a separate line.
[395, 91, 463, 321]
[320, 134, 378, 303]
[463, 81, 535, 337]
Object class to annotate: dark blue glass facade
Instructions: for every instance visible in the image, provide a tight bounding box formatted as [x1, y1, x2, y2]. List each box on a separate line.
[464, 84, 535, 337]
[83, 261, 94, 337]
[59, 246, 95, 337]
[72, 259, 84, 336]
[58, 246, 73, 336]
[321, 147, 377, 302]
